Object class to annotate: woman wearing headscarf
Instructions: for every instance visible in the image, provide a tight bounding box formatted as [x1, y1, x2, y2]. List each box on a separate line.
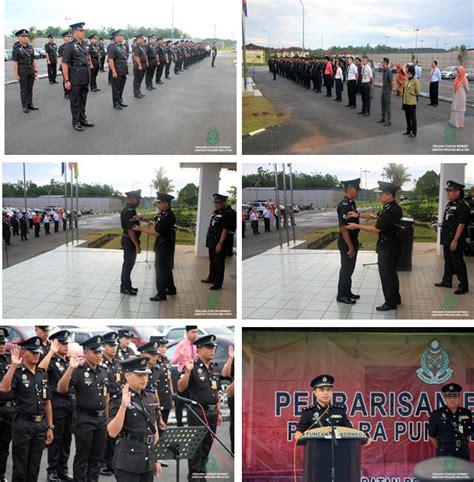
[449, 66, 469, 128]
[402, 65, 421, 138]
[396, 63, 405, 96]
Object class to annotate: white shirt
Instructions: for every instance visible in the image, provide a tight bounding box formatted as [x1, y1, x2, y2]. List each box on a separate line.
[335, 66, 343, 80]
[347, 63, 358, 80]
[53, 212, 60, 221]
[263, 208, 270, 218]
[250, 212, 258, 221]
[361, 64, 373, 83]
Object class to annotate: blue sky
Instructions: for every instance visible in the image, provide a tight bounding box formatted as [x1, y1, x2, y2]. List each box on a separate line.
[244, 0, 473, 50]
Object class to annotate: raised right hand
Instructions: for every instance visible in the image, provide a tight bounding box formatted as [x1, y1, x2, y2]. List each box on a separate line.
[185, 359, 194, 373]
[121, 384, 131, 408]
[11, 347, 22, 366]
[69, 354, 80, 369]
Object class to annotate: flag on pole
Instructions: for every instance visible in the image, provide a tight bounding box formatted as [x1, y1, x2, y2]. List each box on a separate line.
[74, 162, 79, 179]
[243, 0, 248, 16]
[61, 162, 65, 175]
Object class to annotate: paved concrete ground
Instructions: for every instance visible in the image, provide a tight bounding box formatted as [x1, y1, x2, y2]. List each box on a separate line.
[5, 53, 236, 155]
[243, 67, 473, 155]
[4, 419, 234, 481]
[2, 213, 119, 267]
[243, 243, 473, 320]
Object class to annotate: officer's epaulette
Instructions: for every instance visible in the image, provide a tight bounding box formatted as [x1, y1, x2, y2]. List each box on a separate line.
[302, 404, 317, 412]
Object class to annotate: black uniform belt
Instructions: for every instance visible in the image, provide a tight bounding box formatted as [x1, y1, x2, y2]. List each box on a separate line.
[203, 404, 218, 411]
[71, 63, 88, 67]
[0, 401, 15, 408]
[52, 392, 74, 400]
[78, 408, 106, 417]
[17, 413, 44, 422]
[121, 432, 155, 445]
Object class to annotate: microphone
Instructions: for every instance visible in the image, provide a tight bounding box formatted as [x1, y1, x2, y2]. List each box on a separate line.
[172, 393, 198, 406]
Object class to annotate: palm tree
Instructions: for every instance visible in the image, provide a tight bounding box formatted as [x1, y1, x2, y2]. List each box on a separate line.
[457, 45, 467, 66]
[381, 163, 411, 189]
[152, 167, 174, 194]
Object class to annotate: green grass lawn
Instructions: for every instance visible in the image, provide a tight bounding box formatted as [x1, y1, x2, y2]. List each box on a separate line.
[242, 95, 286, 136]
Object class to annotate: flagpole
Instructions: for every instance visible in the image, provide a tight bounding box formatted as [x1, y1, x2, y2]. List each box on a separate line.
[242, 7, 247, 90]
[75, 173, 79, 244]
[64, 164, 68, 247]
[70, 165, 74, 245]
[23, 163, 29, 234]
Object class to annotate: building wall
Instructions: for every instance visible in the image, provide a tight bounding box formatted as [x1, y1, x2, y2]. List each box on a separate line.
[245, 49, 266, 64]
[366, 52, 473, 70]
[3, 197, 122, 212]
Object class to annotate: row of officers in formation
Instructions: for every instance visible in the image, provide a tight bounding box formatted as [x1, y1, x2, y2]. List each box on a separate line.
[335, 178, 470, 310]
[12, 23, 217, 131]
[0, 326, 234, 482]
[295, 375, 473, 461]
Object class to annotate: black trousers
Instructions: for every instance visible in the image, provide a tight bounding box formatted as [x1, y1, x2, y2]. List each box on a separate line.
[378, 253, 400, 307]
[324, 74, 332, 96]
[264, 218, 271, 232]
[404, 104, 417, 135]
[34, 223, 40, 237]
[155, 64, 164, 82]
[99, 56, 105, 71]
[111, 74, 127, 106]
[347, 79, 357, 106]
[115, 470, 154, 481]
[20, 228, 28, 240]
[360, 82, 371, 113]
[381, 92, 391, 121]
[165, 62, 171, 78]
[48, 399, 73, 476]
[44, 222, 50, 234]
[335, 78, 343, 101]
[187, 409, 218, 480]
[54, 220, 59, 232]
[442, 243, 469, 290]
[155, 248, 176, 297]
[69, 83, 88, 124]
[251, 220, 259, 234]
[242, 220, 246, 237]
[12, 416, 46, 482]
[47, 61, 57, 82]
[429, 81, 439, 105]
[175, 398, 185, 426]
[72, 413, 107, 482]
[0, 407, 14, 478]
[121, 237, 137, 291]
[211, 55, 216, 67]
[337, 237, 359, 297]
[208, 244, 226, 288]
[146, 63, 156, 87]
[90, 60, 99, 89]
[133, 67, 146, 96]
[18, 69, 35, 108]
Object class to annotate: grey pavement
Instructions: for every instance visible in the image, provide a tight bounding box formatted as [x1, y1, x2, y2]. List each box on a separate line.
[5, 419, 234, 481]
[5, 54, 236, 155]
[243, 67, 473, 155]
[2, 213, 119, 268]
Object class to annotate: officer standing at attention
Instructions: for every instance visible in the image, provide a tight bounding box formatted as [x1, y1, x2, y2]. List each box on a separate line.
[120, 189, 141, 295]
[57, 336, 109, 482]
[429, 383, 472, 461]
[133, 34, 148, 98]
[155, 37, 166, 85]
[61, 22, 95, 131]
[58, 31, 72, 99]
[155, 337, 174, 430]
[108, 357, 162, 481]
[201, 194, 233, 290]
[145, 34, 158, 90]
[346, 181, 403, 311]
[117, 330, 136, 360]
[108, 30, 129, 109]
[98, 37, 106, 72]
[88, 34, 101, 92]
[133, 193, 177, 302]
[35, 325, 51, 362]
[0, 337, 54, 482]
[178, 334, 222, 480]
[0, 328, 15, 482]
[45, 33, 59, 84]
[294, 375, 353, 442]
[211, 42, 217, 67]
[435, 180, 470, 295]
[337, 178, 361, 305]
[12, 29, 38, 113]
[165, 40, 174, 79]
[38, 330, 75, 482]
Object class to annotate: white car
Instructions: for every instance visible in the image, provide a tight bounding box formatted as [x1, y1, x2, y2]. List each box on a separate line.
[441, 66, 458, 79]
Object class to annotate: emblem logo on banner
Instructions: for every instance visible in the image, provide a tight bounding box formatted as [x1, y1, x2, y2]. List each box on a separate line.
[416, 339, 453, 385]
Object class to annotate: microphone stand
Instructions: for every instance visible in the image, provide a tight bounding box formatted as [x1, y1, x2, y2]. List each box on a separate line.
[184, 402, 235, 458]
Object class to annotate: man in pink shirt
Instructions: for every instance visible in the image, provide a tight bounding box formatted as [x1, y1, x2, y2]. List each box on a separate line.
[324, 56, 333, 97]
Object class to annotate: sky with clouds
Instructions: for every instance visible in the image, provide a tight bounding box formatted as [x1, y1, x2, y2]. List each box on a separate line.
[5, 0, 237, 40]
[2, 161, 237, 198]
[244, 0, 473, 50]
[242, 162, 474, 191]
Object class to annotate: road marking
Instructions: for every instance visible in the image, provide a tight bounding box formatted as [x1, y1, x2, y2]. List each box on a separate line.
[249, 128, 266, 136]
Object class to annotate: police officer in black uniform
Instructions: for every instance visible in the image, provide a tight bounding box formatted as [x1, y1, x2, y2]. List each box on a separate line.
[133, 192, 177, 302]
[100, 331, 123, 477]
[165, 40, 174, 79]
[155, 37, 166, 84]
[98, 37, 106, 71]
[0, 337, 54, 482]
[38, 330, 75, 482]
[429, 383, 473, 461]
[107, 356, 162, 481]
[35, 325, 51, 362]
[294, 374, 352, 442]
[61, 22, 94, 131]
[58, 31, 72, 99]
[117, 330, 136, 361]
[155, 337, 173, 430]
[57, 335, 109, 482]
[12, 29, 38, 113]
[145, 35, 158, 90]
[346, 181, 403, 311]
[88, 34, 101, 92]
[337, 178, 361, 305]
[108, 30, 129, 109]
[0, 328, 15, 482]
[201, 194, 234, 290]
[178, 334, 222, 481]
[435, 180, 470, 295]
[120, 189, 141, 295]
[45, 33, 59, 84]
[132, 34, 148, 98]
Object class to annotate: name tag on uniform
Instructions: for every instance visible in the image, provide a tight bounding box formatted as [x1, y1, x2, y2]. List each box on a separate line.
[211, 381, 217, 390]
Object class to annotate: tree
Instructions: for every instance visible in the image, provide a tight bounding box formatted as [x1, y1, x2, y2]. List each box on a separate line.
[414, 170, 439, 202]
[227, 186, 237, 205]
[381, 163, 411, 189]
[177, 183, 198, 207]
[152, 167, 174, 194]
[457, 45, 467, 65]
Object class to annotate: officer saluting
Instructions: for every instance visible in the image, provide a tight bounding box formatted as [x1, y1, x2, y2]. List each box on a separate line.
[429, 383, 473, 461]
[12, 29, 38, 113]
[346, 181, 403, 311]
[178, 334, 222, 480]
[117, 329, 136, 360]
[57, 336, 109, 482]
[45, 33, 59, 84]
[435, 180, 470, 295]
[61, 22, 94, 131]
[337, 178, 361, 305]
[108, 29, 129, 110]
[120, 190, 141, 295]
[294, 375, 352, 442]
[201, 193, 234, 290]
[107, 356, 162, 481]
[0, 337, 54, 482]
[35, 325, 51, 362]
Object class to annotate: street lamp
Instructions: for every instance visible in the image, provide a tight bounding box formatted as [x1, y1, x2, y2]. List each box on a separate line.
[299, 0, 305, 55]
[263, 29, 271, 50]
[414, 28, 419, 49]
[420, 39, 424, 50]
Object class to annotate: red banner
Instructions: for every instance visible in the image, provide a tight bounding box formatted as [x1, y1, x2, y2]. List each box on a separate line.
[242, 330, 474, 481]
